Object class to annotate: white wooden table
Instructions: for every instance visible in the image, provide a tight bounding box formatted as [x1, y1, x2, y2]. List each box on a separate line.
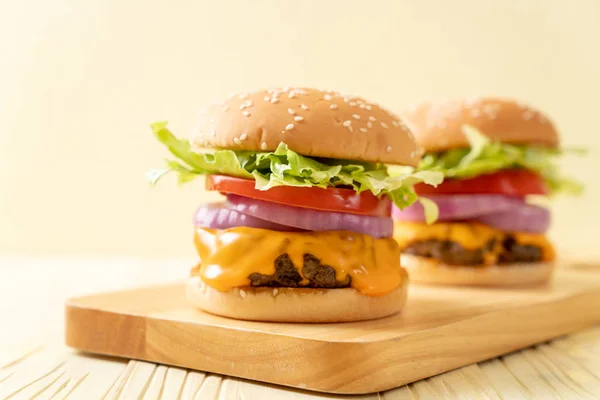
[1, 257, 599, 399]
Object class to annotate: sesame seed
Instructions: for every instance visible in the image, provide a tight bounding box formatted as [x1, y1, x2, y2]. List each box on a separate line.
[343, 97, 350, 103]
[367, 121, 373, 128]
[240, 133, 248, 141]
[352, 114, 361, 120]
[482, 104, 500, 119]
[233, 138, 241, 145]
[261, 141, 268, 150]
[301, 104, 309, 110]
[330, 104, 338, 110]
[288, 108, 296, 115]
[243, 111, 251, 117]
[392, 121, 398, 127]
[464, 98, 478, 107]
[270, 98, 279, 104]
[471, 109, 482, 118]
[294, 116, 304, 122]
[359, 104, 366, 109]
[286, 123, 294, 130]
[323, 94, 332, 101]
[289, 92, 296, 99]
[273, 288, 279, 296]
[349, 102, 357, 107]
[240, 100, 252, 109]
[369, 116, 376, 121]
[359, 128, 368, 133]
[264, 96, 270, 101]
[385, 145, 392, 153]
[239, 93, 248, 99]
[240, 289, 247, 298]
[381, 122, 389, 128]
[343, 120, 352, 127]
[347, 126, 353, 132]
[523, 110, 534, 120]
[283, 86, 290, 92]
[483, 104, 500, 112]
[365, 105, 372, 110]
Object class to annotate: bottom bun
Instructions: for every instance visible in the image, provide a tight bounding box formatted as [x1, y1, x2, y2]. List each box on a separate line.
[401, 254, 554, 287]
[186, 276, 408, 323]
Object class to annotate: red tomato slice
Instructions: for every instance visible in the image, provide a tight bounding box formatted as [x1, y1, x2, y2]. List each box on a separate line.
[205, 175, 391, 217]
[414, 169, 548, 197]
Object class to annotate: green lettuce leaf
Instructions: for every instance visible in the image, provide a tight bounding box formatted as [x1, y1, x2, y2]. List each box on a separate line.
[148, 122, 444, 215]
[418, 197, 440, 225]
[417, 125, 585, 195]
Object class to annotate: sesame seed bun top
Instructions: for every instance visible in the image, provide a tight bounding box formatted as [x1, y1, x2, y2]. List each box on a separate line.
[191, 87, 421, 167]
[400, 98, 560, 153]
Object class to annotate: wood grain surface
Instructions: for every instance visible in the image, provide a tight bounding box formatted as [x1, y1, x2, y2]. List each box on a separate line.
[64, 267, 600, 395]
[1, 326, 599, 399]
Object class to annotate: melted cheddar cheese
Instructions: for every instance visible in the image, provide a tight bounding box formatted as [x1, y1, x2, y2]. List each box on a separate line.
[393, 221, 555, 264]
[394, 222, 501, 250]
[192, 227, 406, 296]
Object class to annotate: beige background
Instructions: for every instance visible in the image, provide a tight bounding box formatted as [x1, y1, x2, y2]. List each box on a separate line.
[0, 0, 597, 259]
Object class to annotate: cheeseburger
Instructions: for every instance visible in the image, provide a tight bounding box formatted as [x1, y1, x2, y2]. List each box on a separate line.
[392, 98, 583, 286]
[148, 87, 442, 322]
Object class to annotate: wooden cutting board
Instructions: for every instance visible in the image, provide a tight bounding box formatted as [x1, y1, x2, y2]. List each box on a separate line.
[65, 264, 600, 394]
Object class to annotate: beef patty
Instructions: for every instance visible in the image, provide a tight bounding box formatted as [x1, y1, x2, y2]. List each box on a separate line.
[498, 236, 543, 263]
[404, 235, 543, 266]
[248, 253, 351, 288]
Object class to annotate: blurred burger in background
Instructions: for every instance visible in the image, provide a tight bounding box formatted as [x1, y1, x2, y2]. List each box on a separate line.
[392, 98, 584, 286]
[148, 87, 442, 322]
